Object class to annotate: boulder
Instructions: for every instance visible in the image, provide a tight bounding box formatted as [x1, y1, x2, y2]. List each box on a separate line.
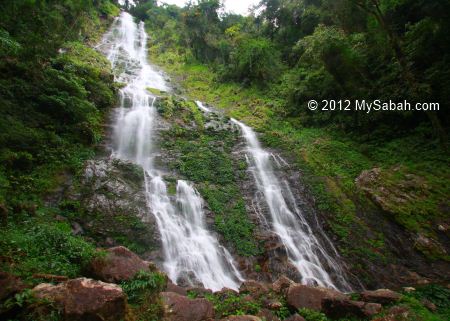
[166, 280, 188, 296]
[32, 278, 127, 321]
[272, 276, 294, 294]
[239, 280, 269, 299]
[322, 298, 382, 319]
[286, 284, 348, 311]
[88, 246, 150, 283]
[360, 289, 401, 305]
[0, 272, 25, 302]
[161, 291, 214, 321]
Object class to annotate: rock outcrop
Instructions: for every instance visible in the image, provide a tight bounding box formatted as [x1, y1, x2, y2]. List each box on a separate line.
[360, 289, 401, 305]
[70, 159, 159, 255]
[33, 278, 127, 321]
[322, 298, 382, 319]
[161, 291, 214, 321]
[286, 284, 348, 311]
[88, 246, 151, 283]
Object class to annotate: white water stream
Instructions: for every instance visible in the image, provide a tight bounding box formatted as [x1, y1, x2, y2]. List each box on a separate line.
[232, 119, 352, 291]
[195, 102, 351, 290]
[100, 12, 242, 291]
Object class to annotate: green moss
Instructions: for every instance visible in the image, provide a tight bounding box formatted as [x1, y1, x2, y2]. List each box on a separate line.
[157, 97, 259, 256]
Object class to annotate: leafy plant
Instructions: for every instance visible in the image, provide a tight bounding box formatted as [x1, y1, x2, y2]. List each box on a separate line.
[121, 270, 167, 304]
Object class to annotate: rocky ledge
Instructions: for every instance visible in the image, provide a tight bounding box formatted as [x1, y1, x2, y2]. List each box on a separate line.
[1, 246, 445, 321]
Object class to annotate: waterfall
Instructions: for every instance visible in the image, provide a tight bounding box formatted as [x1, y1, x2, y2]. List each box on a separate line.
[99, 12, 242, 291]
[231, 118, 352, 291]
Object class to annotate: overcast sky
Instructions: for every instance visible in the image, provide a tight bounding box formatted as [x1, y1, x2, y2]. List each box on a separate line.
[159, 0, 260, 16]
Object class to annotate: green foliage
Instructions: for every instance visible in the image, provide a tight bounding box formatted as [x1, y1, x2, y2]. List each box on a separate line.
[158, 97, 259, 256]
[404, 285, 450, 317]
[222, 37, 282, 85]
[298, 308, 330, 321]
[121, 270, 167, 321]
[398, 295, 447, 321]
[121, 270, 167, 304]
[205, 292, 261, 318]
[0, 219, 96, 279]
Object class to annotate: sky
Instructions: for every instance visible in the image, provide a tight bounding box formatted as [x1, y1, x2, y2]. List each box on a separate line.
[159, 0, 260, 16]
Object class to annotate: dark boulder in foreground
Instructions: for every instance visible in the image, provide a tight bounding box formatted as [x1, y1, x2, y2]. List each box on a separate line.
[33, 278, 127, 321]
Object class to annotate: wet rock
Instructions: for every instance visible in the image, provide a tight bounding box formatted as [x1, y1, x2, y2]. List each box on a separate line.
[286, 284, 348, 311]
[161, 291, 214, 321]
[272, 276, 294, 294]
[239, 280, 269, 299]
[72, 159, 158, 253]
[0, 272, 25, 302]
[166, 281, 188, 296]
[360, 289, 401, 305]
[88, 246, 150, 283]
[32, 278, 127, 321]
[322, 298, 382, 319]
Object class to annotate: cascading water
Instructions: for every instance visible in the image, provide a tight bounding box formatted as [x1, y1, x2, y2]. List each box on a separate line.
[231, 119, 352, 291]
[99, 12, 242, 291]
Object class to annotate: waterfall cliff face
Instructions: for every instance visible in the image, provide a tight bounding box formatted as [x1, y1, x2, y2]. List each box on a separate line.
[231, 119, 352, 291]
[99, 12, 242, 291]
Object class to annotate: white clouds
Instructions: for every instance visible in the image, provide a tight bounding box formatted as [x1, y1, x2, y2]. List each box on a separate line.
[159, 0, 259, 16]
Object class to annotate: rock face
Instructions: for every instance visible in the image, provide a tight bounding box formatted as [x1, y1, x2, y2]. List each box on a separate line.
[71, 159, 159, 256]
[286, 284, 348, 311]
[33, 278, 127, 321]
[88, 246, 150, 283]
[360, 289, 401, 305]
[322, 298, 382, 319]
[161, 291, 214, 321]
